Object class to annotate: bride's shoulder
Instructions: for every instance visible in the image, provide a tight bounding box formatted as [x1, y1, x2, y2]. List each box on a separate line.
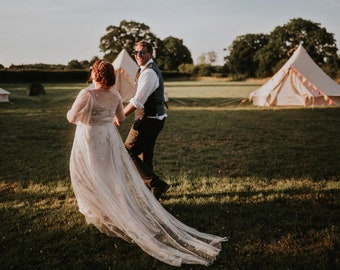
[75, 88, 93, 103]
[77, 88, 91, 96]
[81, 83, 98, 94]
[109, 87, 122, 97]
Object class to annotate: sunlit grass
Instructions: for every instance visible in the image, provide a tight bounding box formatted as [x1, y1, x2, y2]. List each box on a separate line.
[0, 82, 339, 269]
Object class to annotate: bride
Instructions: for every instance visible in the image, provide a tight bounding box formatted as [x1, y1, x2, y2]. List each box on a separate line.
[67, 60, 226, 267]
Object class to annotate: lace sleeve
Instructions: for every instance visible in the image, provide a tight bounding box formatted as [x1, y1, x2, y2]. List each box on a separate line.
[67, 89, 92, 124]
[114, 90, 126, 122]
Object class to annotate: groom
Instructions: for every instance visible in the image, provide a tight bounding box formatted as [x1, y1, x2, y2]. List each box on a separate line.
[123, 40, 169, 201]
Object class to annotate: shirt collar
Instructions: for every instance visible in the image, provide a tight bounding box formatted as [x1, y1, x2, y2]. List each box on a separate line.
[140, 59, 154, 71]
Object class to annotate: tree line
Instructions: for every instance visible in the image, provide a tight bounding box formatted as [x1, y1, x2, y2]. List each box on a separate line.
[1, 18, 339, 79]
[226, 18, 339, 79]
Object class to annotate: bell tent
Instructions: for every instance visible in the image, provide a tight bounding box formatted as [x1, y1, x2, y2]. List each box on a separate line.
[0, 88, 10, 102]
[112, 48, 139, 103]
[27, 83, 46, 96]
[249, 44, 340, 107]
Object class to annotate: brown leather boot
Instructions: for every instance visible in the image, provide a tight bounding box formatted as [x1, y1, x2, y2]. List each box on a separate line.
[142, 178, 152, 190]
[151, 179, 170, 201]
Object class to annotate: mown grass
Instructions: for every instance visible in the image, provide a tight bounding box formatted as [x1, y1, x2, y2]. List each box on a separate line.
[0, 82, 339, 269]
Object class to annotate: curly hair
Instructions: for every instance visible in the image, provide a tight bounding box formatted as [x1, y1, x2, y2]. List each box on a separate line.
[91, 60, 116, 89]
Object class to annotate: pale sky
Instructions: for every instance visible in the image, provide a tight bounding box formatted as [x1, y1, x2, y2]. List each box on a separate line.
[1, 0, 339, 67]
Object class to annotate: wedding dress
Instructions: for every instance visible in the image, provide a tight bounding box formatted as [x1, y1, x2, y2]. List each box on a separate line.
[67, 86, 226, 267]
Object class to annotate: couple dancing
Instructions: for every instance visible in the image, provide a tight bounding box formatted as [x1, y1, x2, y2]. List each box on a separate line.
[67, 40, 226, 267]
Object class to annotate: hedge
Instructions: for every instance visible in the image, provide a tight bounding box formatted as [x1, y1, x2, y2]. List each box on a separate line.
[0, 70, 90, 83]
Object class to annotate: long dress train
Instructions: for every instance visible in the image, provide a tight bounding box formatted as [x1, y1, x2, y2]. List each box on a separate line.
[67, 86, 227, 267]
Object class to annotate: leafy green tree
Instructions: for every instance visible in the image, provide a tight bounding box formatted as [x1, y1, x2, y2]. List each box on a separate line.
[67, 60, 89, 70]
[178, 63, 194, 74]
[194, 64, 214, 76]
[80, 60, 91, 69]
[159, 36, 193, 71]
[255, 18, 339, 78]
[99, 20, 162, 62]
[225, 33, 269, 79]
[90, 56, 101, 66]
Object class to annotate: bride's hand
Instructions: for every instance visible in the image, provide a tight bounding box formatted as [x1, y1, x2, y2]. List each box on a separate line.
[113, 116, 121, 126]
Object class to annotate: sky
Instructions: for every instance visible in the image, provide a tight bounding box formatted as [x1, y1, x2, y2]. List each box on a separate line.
[1, 0, 340, 67]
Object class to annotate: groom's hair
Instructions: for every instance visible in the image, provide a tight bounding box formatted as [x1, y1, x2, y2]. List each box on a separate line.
[135, 40, 153, 55]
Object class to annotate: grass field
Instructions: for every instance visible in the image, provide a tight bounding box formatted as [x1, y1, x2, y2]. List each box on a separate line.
[0, 82, 339, 269]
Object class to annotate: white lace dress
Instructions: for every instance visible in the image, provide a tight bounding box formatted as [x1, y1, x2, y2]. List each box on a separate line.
[67, 86, 227, 267]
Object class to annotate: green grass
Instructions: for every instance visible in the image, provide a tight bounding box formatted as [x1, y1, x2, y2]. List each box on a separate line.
[0, 82, 339, 269]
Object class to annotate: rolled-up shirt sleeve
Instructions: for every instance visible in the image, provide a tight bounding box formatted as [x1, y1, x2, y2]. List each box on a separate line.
[129, 67, 159, 108]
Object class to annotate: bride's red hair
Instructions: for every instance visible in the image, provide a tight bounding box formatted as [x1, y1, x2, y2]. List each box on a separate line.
[91, 60, 116, 89]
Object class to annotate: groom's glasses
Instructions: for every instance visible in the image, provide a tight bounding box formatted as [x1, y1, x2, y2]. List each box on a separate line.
[133, 50, 147, 56]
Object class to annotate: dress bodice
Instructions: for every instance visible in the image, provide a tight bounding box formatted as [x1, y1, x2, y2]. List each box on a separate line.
[67, 86, 125, 126]
[88, 101, 115, 125]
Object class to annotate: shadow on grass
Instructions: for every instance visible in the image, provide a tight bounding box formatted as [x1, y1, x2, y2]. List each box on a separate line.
[1, 94, 339, 269]
[168, 97, 246, 107]
[156, 105, 340, 181]
[165, 187, 339, 270]
[1, 181, 339, 269]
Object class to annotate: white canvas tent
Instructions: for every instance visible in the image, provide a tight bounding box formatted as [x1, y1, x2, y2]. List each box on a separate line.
[112, 48, 139, 103]
[249, 44, 340, 107]
[0, 88, 10, 102]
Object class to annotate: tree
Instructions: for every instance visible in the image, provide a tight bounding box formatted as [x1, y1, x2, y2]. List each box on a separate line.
[207, 51, 217, 65]
[159, 36, 193, 71]
[196, 51, 218, 65]
[90, 56, 101, 66]
[178, 63, 194, 74]
[67, 60, 90, 70]
[225, 33, 269, 78]
[197, 54, 207, 64]
[99, 20, 162, 62]
[255, 18, 339, 78]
